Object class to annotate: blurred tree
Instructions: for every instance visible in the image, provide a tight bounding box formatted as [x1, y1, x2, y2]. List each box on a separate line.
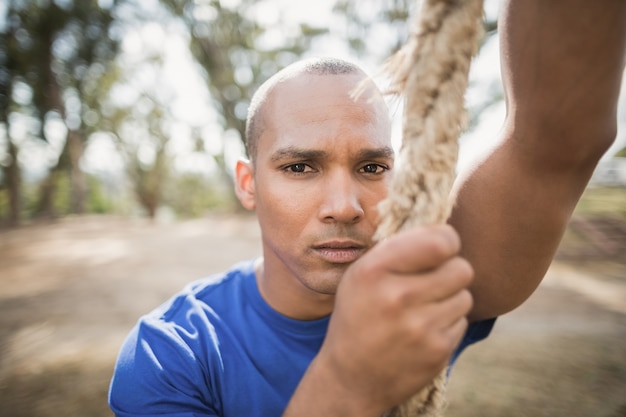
[0, 0, 125, 224]
[332, 0, 414, 62]
[332, 0, 498, 61]
[165, 173, 232, 218]
[332, 0, 500, 130]
[120, 94, 171, 220]
[0, 0, 508, 226]
[99, 45, 176, 220]
[616, 146, 626, 158]
[0, 14, 21, 227]
[159, 0, 327, 181]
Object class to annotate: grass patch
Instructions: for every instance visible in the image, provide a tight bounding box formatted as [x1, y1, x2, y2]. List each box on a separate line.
[574, 186, 626, 218]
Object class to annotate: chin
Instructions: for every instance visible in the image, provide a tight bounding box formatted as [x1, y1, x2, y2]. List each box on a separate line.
[306, 269, 345, 295]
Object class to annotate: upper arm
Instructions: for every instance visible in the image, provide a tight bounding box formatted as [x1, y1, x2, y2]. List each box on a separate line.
[451, 0, 626, 322]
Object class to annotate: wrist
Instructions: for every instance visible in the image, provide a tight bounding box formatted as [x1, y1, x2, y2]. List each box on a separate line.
[282, 354, 386, 417]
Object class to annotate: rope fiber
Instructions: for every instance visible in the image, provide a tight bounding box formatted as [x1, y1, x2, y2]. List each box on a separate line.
[376, 0, 485, 415]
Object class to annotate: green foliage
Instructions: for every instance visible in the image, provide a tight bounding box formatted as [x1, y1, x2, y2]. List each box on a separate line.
[332, 0, 501, 132]
[126, 144, 170, 219]
[0, 172, 116, 223]
[0, 189, 9, 225]
[2, 0, 510, 226]
[164, 173, 234, 219]
[160, 0, 327, 142]
[1, 0, 127, 224]
[21, 179, 43, 219]
[615, 146, 626, 158]
[332, 0, 415, 59]
[86, 175, 114, 214]
[52, 172, 72, 216]
[332, 0, 498, 60]
[574, 186, 626, 218]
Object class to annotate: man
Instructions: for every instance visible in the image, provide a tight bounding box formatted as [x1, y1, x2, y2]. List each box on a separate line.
[109, 1, 626, 416]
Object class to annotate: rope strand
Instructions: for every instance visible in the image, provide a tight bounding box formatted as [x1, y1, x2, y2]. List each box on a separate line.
[376, 0, 485, 415]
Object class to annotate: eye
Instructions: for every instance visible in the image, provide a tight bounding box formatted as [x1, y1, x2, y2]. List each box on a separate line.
[283, 163, 314, 175]
[360, 163, 388, 175]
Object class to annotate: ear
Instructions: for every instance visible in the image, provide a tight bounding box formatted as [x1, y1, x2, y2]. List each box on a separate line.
[235, 158, 256, 210]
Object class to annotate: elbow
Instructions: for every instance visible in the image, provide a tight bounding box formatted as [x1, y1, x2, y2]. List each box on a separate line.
[504, 111, 618, 174]
[467, 275, 544, 323]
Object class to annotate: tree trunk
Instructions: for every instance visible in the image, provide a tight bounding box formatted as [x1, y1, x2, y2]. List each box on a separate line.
[36, 169, 58, 219]
[67, 129, 86, 214]
[4, 139, 22, 227]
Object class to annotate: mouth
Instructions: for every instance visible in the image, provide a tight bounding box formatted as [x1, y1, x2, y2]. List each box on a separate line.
[311, 240, 367, 264]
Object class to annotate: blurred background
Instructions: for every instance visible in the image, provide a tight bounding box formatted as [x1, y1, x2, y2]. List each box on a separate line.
[1, 1, 625, 416]
[0, 0, 625, 225]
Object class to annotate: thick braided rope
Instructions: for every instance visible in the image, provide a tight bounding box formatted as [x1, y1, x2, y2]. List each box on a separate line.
[375, 1, 485, 416]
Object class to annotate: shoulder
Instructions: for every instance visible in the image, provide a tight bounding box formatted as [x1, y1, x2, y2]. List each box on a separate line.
[151, 259, 257, 320]
[119, 259, 257, 362]
[109, 260, 258, 415]
[137, 260, 257, 344]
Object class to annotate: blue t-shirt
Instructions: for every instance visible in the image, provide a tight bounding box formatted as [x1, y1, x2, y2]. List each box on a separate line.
[109, 260, 495, 417]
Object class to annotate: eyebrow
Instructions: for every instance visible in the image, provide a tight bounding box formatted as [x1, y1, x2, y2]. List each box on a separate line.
[356, 147, 395, 161]
[270, 147, 327, 163]
[270, 146, 395, 163]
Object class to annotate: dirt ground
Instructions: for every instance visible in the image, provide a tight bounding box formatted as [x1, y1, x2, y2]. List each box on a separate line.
[0, 214, 625, 417]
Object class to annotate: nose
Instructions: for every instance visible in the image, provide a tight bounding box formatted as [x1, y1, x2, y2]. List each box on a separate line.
[318, 171, 364, 224]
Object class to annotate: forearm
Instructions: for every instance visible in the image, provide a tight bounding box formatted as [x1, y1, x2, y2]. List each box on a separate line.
[451, 139, 595, 321]
[282, 355, 385, 417]
[453, 0, 626, 321]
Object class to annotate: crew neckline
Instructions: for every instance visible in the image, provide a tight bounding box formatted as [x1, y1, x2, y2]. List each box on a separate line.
[239, 259, 330, 336]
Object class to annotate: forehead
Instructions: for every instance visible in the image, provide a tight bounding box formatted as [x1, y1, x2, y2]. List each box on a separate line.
[258, 73, 392, 157]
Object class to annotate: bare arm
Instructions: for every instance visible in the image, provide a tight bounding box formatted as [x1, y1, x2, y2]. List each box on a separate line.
[451, 0, 626, 322]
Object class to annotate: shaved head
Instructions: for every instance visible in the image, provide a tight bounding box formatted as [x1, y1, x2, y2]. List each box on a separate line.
[244, 57, 373, 162]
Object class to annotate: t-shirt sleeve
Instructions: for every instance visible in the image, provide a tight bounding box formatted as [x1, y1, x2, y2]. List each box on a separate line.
[108, 315, 221, 417]
[449, 317, 496, 367]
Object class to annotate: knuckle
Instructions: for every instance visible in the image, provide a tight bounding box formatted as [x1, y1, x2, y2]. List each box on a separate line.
[447, 257, 474, 280]
[455, 257, 474, 281]
[428, 233, 455, 260]
[379, 282, 413, 316]
[407, 316, 427, 340]
[439, 257, 474, 289]
[430, 224, 460, 256]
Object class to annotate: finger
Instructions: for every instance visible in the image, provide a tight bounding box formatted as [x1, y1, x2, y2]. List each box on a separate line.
[402, 299, 470, 365]
[424, 298, 471, 355]
[384, 256, 473, 308]
[442, 315, 470, 354]
[369, 224, 461, 273]
[417, 257, 474, 302]
[418, 288, 473, 333]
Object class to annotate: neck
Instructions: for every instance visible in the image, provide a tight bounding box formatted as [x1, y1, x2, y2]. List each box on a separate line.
[254, 258, 335, 321]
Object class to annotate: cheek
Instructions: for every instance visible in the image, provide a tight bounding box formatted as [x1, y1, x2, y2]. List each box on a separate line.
[255, 177, 318, 227]
[362, 181, 390, 213]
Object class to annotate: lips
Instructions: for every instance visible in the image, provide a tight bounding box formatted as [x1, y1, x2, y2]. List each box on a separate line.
[312, 240, 367, 264]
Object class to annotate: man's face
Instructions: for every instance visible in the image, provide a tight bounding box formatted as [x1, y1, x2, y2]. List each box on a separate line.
[238, 72, 393, 313]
